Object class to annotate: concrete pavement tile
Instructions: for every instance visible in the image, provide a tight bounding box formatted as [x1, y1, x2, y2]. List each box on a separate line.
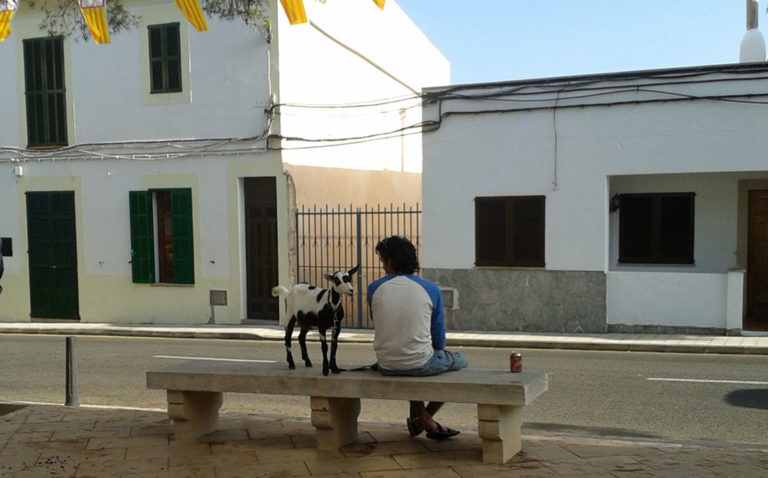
[702, 463, 768, 477]
[215, 461, 310, 477]
[7, 429, 54, 444]
[200, 427, 250, 443]
[418, 434, 481, 453]
[168, 450, 256, 468]
[0, 445, 40, 476]
[130, 421, 173, 437]
[362, 426, 411, 444]
[520, 442, 581, 462]
[304, 455, 402, 474]
[75, 455, 169, 476]
[255, 445, 341, 464]
[340, 439, 429, 457]
[86, 434, 168, 451]
[361, 466, 462, 478]
[213, 435, 295, 454]
[393, 449, 483, 469]
[560, 442, 650, 459]
[452, 462, 558, 478]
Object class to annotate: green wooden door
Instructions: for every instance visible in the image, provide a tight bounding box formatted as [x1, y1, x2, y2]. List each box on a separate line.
[26, 191, 79, 319]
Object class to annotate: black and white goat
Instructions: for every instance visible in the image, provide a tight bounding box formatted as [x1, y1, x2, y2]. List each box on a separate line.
[271, 265, 359, 376]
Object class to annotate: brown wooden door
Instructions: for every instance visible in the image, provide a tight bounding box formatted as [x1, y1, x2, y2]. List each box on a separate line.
[244, 177, 278, 320]
[746, 189, 768, 328]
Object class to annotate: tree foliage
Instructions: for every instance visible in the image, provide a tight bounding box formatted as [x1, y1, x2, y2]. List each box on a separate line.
[27, 0, 270, 42]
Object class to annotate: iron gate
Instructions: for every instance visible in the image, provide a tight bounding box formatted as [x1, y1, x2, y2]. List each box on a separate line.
[296, 203, 422, 328]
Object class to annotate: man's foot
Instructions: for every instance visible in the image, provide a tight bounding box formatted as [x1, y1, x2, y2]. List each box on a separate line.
[425, 422, 460, 440]
[406, 416, 424, 436]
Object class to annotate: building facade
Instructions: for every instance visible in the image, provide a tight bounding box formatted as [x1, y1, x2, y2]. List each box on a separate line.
[422, 64, 768, 335]
[0, 0, 447, 324]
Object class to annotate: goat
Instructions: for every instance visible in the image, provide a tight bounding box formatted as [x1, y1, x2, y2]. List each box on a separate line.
[271, 265, 359, 376]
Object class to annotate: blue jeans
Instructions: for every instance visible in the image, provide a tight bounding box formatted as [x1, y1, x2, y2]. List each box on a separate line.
[379, 349, 468, 377]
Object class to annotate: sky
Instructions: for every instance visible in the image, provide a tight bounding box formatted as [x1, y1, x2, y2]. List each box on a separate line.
[396, 0, 768, 85]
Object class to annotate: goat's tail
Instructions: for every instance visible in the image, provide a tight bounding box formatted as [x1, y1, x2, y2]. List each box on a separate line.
[271, 285, 291, 297]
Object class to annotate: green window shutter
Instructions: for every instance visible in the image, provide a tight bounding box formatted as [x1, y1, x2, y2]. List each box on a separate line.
[23, 36, 67, 147]
[170, 188, 194, 284]
[129, 191, 155, 283]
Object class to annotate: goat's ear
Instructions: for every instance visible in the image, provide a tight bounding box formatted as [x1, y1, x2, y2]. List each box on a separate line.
[348, 264, 360, 275]
[324, 274, 334, 281]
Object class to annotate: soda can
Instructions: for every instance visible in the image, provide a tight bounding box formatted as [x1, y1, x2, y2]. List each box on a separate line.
[509, 351, 522, 373]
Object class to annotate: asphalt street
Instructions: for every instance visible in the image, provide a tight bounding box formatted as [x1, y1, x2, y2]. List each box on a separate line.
[1, 334, 767, 447]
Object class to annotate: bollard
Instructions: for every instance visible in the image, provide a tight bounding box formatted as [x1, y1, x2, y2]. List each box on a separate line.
[65, 336, 80, 407]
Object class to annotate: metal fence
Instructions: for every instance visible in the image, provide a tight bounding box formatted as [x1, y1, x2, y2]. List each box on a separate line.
[295, 203, 422, 328]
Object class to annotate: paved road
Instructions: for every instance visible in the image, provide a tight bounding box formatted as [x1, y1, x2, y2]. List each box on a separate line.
[2, 335, 767, 447]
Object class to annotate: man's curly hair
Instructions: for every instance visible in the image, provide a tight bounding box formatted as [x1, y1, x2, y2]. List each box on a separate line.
[375, 236, 419, 275]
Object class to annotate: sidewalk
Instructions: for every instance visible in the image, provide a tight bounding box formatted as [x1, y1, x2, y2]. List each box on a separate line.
[1, 403, 766, 478]
[1, 321, 768, 355]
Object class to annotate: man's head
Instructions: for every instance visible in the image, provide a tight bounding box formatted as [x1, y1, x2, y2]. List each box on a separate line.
[375, 235, 419, 275]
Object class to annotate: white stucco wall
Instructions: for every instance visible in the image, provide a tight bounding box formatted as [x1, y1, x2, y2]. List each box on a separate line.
[0, 154, 288, 324]
[275, 0, 449, 173]
[0, 0, 270, 147]
[423, 72, 768, 272]
[422, 68, 768, 330]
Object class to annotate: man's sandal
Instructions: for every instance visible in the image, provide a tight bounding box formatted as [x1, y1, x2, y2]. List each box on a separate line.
[406, 416, 424, 436]
[425, 423, 460, 440]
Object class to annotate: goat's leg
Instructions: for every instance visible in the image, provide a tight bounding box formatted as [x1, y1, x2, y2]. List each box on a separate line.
[318, 327, 331, 376]
[284, 317, 297, 369]
[298, 326, 313, 368]
[329, 321, 342, 374]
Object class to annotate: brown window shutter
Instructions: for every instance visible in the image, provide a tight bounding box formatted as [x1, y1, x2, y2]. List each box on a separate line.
[475, 197, 508, 266]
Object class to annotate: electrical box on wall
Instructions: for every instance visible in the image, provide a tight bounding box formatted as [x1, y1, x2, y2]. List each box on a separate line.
[13, 166, 23, 177]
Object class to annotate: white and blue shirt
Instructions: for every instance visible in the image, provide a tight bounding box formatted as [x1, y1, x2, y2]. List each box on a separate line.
[367, 274, 445, 371]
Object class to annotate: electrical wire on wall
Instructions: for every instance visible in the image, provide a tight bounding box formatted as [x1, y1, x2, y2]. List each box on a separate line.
[4, 65, 768, 164]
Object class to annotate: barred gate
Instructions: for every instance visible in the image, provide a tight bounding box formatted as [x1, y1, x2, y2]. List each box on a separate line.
[295, 203, 422, 328]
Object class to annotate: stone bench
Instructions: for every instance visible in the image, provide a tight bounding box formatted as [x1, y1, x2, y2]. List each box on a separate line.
[146, 360, 548, 464]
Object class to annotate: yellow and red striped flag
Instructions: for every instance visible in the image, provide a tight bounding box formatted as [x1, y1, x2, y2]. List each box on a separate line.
[372, 0, 385, 10]
[174, 0, 209, 32]
[79, 0, 109, 44]
[0, 0, 18, 42]
[280, 0, 307, 25]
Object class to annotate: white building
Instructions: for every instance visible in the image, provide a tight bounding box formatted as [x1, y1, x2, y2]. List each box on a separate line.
[421, 63, 768, 335]
[0, 0, 448, 324]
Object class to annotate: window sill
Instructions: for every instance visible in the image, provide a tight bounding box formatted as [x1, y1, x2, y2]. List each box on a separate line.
[150, 282, 195, 288]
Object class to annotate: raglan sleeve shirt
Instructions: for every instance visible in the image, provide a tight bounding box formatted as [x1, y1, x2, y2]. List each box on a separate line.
[367, 274, 446, 371]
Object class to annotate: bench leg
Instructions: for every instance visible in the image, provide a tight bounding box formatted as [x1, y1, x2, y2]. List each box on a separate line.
[166, 390, 223, 440]
[310, 396, 361, 450]
[477, 404, 523, 464]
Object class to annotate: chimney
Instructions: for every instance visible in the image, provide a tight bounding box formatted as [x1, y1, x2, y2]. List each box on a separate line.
[740, 0, 766, 62]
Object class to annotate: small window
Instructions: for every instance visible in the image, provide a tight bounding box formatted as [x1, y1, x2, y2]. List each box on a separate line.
[129, 188, 194, 284]
[618, 192, 694, 264]
[148, 23, 182, 94]
[475, 196, 545, 267]
[23, 36, 68, 147]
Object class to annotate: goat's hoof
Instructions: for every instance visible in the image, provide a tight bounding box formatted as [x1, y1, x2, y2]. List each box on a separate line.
[304, 362, 313, 368]
[288, 363, 296, 370]
[331, 368, 342, 374]
[322, 368, 330, 376]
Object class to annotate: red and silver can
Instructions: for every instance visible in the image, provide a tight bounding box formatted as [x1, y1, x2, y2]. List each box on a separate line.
[509, 351, 522, 373]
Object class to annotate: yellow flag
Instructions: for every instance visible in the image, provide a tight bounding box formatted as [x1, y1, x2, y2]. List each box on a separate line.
[280, 0, 307, 25]
[79, 0, 110, 44]
[372, 0, 385, 10]
[174, 0, 209, 32]
[0, 0, 17, 42]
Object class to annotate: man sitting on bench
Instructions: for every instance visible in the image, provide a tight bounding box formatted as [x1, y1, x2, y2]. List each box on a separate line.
[367, 235, 468, 440]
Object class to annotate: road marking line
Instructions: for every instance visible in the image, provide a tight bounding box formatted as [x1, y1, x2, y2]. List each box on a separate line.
[647, 377, 768, 386]
[153, 355, 277, 363]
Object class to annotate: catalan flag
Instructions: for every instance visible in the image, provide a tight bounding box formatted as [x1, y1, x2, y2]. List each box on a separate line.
[280, 0, 307, 25]
[372, 0, 385, 10]
[0, 0, 17, 42]
[79, 0, 109, 44]
[174, 0, 209, 32]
